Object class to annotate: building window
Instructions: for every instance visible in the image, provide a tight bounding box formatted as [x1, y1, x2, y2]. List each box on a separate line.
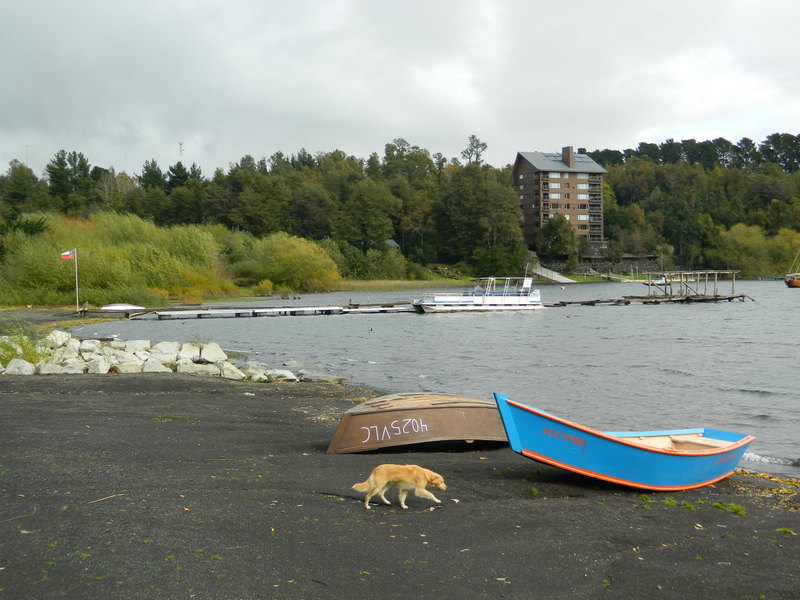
[579, 204, 588, 210]
[550, 182, 561, 189]
[578, 224, 588, 230]
[563, 214, 570, 220]
[577, 183, 589, 189]
[549, 172, 560, 178]
[577, 193, 589, 200]
[578, 214, 589, 221]
[577, 172, 589, 179]
[550, 203, 560, 209]
[550, 193, 561, 199]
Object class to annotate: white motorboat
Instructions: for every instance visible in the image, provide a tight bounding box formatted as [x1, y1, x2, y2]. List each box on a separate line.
[412, 277, 544, 313]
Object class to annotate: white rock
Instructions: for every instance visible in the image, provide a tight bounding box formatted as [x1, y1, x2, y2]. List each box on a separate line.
[115, 360, 143, 373]
[219, 361, 246, 380]
[178, 342, 202, 362]
[107, 350, 142, 365]
[79, 339, 102, 353]
[241, 362, 269, 382]
[51, 346, 80, 364]
[298, 370, 347, 384]
[125, 340, 151, 353]
[37, 363, 65, 374]
[283, 359, 300, 367]
[46, 330, 72, 349]
[61, 358, 88, 374]
[5, 358, 36, 375]
[142, 359, 173, 373]
[0, 361, 4, 373]
[109, 340, 126, 350]
[177, 359, 220, 376]
[86, 357, 112, 374]
[199, 342, 228, 363]
[266, 369, 299, 382]
[149, 341, 180, 362]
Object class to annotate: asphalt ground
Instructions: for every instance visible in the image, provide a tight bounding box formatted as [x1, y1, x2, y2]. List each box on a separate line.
[0, 373, 798, 600]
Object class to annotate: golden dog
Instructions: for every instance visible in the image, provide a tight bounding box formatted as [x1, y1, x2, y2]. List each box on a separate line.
[352, 464, 446, 509]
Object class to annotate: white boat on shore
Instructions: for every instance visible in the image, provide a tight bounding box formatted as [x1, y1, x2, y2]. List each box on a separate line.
[412, 277, 544, 313]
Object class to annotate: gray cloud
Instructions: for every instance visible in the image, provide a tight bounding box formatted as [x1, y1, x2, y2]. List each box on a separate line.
[2, 0, 799, 177]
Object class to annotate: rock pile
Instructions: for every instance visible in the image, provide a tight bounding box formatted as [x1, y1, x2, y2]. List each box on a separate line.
[0, 329, 343, 383]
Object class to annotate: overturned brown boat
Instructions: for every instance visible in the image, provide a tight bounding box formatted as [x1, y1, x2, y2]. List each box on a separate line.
[326, 392, 507, 454]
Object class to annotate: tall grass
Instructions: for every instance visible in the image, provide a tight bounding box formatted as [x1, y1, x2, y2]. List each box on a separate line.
[0, 213, 234, 306]
[0, 319, 45, 364]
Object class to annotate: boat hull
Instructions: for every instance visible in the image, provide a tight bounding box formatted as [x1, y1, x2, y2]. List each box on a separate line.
[415, 302, 545, 313]
[412, 276, 544, 313]
[785, 274, 800, 288]
[493, 394, 754, 491]
[326, 393, 507, 453]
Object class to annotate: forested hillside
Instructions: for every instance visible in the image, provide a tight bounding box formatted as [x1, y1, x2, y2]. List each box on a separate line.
[1, 133, 800, 305]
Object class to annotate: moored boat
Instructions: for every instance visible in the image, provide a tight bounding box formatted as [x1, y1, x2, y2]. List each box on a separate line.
[412, 277, 544, 313]
[785, 248, 800, 288]
[493, 393, 754, 491]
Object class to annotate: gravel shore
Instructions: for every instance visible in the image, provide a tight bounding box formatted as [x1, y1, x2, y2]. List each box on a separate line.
[1, 308, 798, 599]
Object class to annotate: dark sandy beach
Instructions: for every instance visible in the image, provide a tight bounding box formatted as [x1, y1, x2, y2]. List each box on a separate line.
[1, 309, 799, 598]
[0, 372, 798, 600]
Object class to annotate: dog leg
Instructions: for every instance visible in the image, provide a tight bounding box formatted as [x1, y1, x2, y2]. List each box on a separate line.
[414, 488, 442, 504]
[363, 486, 379, 509]
[377, 482, 392, 505]
[398, 488, 409, 509]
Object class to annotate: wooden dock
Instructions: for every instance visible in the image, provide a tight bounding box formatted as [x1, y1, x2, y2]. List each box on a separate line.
[111, 270, 749, 321]
[545, 293, 751, 308]
[136, 303, 416, 320]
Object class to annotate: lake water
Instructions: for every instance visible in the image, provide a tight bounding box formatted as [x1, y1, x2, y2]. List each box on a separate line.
[71, 279, 799, 479]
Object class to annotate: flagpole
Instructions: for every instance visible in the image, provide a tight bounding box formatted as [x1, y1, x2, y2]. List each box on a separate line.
[73, 248, 79, 314]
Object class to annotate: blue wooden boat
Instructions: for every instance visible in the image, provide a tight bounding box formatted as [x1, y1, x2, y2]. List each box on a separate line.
[493, 394, 755, 491]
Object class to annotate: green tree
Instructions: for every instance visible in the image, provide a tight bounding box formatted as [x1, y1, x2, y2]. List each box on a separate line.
[334, 178, 399, 251]
[461, 135, 488, 166]
[139, 159, 166, 191]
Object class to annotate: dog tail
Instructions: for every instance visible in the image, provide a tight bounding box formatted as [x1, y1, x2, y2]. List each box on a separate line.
[352, 480, 369, 492]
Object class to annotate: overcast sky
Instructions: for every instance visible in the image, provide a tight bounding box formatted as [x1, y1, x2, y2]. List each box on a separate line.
[2, 0, 799, 178]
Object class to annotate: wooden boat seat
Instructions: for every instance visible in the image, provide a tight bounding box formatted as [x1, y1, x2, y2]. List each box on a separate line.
[626, 434, 730, 451]
[668, 435, 730, 450]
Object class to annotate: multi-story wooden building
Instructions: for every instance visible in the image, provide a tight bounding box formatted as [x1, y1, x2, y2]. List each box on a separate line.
[512, 146, 607, 248]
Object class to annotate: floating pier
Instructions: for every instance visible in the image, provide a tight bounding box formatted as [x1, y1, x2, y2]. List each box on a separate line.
[116, 270, 749, 321]
[137, 303, 416, 320]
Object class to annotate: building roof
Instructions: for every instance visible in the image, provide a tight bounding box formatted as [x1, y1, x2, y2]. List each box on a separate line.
[516, 151, 607, 174]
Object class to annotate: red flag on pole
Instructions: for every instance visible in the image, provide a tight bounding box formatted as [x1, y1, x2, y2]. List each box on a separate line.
[60, 249, 75, 259]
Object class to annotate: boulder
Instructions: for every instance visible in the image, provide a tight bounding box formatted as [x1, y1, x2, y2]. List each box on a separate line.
[50, 346, 80, 364]
[298, 370, 347, 384]
[115, 360, 143, 374]
[61, 358, 88, 374]
[79, 339, 102, 354]
[86, 357, 112, 374]
[125, 340, 151, 354]
[149, 341, 180, 362]
[46, 329, 71, 349]
[37, 363, 65, 375]
[241, 362, 270, 382]
[177, 359, 220, 376]
[142, 359, 173, 373]
[5, 358, 36, 375]
[265, 369, 299, 382]
[199, 342, 228, 364]
[219, 361, 246, 380]
[178, 342, 202, 362]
